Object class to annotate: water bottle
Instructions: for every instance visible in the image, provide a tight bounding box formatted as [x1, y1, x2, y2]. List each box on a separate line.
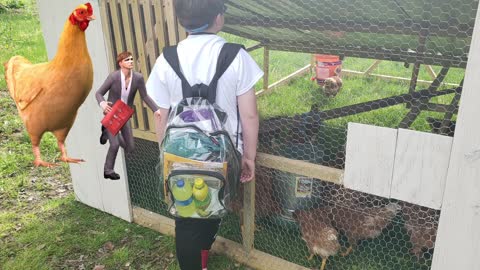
[192, 177, 212, 217]
[171, 179, 196, 217]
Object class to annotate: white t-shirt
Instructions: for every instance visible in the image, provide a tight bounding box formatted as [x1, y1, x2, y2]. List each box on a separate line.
[146, 34, 263, 152]
[120, 70, 133, 103]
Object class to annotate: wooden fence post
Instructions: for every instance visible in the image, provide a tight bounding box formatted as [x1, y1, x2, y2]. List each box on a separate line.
[242, 177, 256, 252]
[431, 2, 480, 269]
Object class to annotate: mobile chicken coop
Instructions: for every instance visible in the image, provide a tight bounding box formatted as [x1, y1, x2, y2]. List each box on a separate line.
[38, 0, 480, 269]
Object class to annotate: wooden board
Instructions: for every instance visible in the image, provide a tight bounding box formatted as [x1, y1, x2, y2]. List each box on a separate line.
[390, 129, 452, 209]
[153, 0, 167, 52]
[132, 207, 310, 270]
[343, 123, 397, 198]
[242, 178, 255, 252]
[109, 0, 124, 53]
[142, 0, 156, 71]
[256, 64, 310, 97]
[256, 153, 343, 184]
[98, 1, 115, 71]
[130, 0, 149, 130]
[163, 0, 178, 45]
[132, 129, 157, 142]
[431, 3, 480, 269]
[120, 0, 135, 54]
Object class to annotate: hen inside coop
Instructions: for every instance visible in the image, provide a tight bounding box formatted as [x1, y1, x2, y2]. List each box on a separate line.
[106, 0, 478, 269]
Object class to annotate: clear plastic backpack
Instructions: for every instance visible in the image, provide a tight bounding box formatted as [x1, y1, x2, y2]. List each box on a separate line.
[158, 43, 244, 219]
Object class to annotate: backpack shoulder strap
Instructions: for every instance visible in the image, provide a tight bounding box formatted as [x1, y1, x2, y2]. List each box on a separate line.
[162, 45, 194, 99]
[206, 43, 245, 104]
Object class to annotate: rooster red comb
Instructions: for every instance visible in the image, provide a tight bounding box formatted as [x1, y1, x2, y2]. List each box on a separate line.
[69, 2, 95, 31]
[85, 3, 93, 15]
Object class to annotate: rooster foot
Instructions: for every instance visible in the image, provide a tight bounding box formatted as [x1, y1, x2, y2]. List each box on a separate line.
[60, 156, 85, 164]
[34, 159, 58, 168]
[320, 258, 327, 270]
[341, 246, 353, 257]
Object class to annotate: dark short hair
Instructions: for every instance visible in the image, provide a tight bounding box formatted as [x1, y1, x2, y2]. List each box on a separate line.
[117, 51, 132, 65]
[174, 0, 225, 30]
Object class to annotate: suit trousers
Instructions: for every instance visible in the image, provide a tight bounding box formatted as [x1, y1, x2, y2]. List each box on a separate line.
[104, 121, 134, 173]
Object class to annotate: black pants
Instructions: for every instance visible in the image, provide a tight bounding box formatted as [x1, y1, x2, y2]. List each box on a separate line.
[175, 218, 221, 270]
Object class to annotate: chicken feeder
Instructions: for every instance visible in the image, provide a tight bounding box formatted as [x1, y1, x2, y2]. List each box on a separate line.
[271, 143, 329, 220]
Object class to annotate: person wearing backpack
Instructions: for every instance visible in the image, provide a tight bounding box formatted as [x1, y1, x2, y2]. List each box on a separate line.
[146, 0, 262, 269]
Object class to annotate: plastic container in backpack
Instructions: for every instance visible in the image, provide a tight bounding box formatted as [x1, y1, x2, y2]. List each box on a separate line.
[314, 54, 342, 86]
[192, 178, 212, 217]
[171, 179, 196, 217]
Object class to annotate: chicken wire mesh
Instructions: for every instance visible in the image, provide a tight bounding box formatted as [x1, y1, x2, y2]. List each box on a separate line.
[231, 175, 440, 270]
[120, 0, 477, 269]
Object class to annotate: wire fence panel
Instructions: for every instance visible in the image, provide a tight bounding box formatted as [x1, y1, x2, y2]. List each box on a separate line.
[222, 0, 473, 269]
[100, 0, 479, 269]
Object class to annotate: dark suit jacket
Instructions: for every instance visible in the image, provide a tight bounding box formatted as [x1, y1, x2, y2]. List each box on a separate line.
[95, 70, 159, 112]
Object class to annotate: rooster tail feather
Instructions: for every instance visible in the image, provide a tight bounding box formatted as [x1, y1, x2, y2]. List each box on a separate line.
[4, 59, 15, 99]
[5, 56, 33, 105]
[5, 56, 30, 99]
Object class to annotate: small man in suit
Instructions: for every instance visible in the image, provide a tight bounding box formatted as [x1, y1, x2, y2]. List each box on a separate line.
[96, 51, 160, 180]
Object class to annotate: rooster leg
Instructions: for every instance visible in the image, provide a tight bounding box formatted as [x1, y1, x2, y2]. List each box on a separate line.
[53, 129, 85, 163]
[341, 246, 353, 257]
[31, 134, 57, 167]
[320, 257, 327, 270]
[307, 254, 314, 261]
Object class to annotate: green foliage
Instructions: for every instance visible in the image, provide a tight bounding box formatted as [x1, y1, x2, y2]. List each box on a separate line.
[0, 0, 25, 14]
[0, 196, 247, 269]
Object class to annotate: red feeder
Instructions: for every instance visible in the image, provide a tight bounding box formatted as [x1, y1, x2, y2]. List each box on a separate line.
[314, 54, 342, 86]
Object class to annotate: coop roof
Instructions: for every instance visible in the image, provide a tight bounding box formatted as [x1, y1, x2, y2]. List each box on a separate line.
[223, 0, 477, 68]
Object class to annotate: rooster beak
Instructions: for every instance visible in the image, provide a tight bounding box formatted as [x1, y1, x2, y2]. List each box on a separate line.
[87, 15, 96, 21]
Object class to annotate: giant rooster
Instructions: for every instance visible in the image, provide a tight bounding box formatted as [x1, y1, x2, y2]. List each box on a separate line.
[4, 3, 95, 167]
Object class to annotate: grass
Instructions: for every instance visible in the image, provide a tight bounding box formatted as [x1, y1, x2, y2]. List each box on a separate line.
[1, 195, 244, 270]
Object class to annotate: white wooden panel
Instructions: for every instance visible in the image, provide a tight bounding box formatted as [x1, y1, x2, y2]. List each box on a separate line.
[390, 129, 452, 209]
[431, 2, 480, 269]
[343, 123, 397, 198]
[37, 0, 132, 222]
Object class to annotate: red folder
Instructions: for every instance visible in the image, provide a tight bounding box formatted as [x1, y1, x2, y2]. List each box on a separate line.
[101, 100, 134, 136]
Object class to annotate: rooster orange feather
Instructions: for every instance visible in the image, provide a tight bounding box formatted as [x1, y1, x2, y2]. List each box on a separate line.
[4, 3, 95, 167]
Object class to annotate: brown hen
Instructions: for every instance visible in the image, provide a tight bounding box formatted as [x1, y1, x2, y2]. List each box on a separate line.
[401, 203, 439, 259]
[330, 201, 401, 256]
[323, 76, 343, 97]
[293, 208, 340, 270]
[4, 3, 95, 167]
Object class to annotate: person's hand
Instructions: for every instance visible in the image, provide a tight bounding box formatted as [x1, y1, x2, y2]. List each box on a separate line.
[100, 101, 112, 114]
[240, 157, 255, 183]
[154, 109, 162, 118]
